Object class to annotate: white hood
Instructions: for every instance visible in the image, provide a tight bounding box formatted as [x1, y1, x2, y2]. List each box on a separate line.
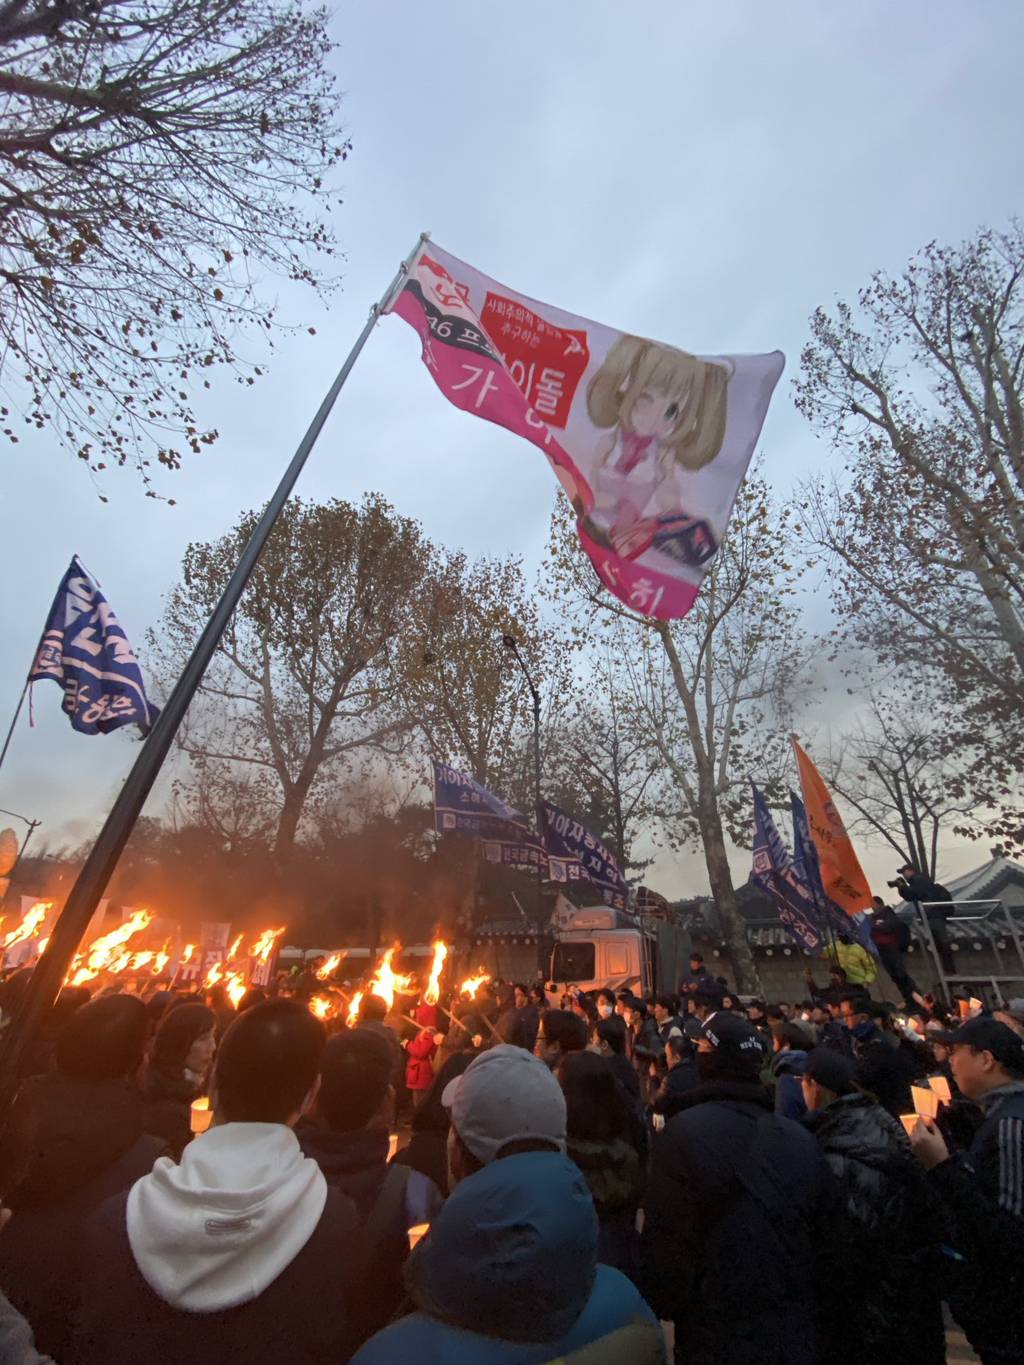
[127, 1123, 327, 1313]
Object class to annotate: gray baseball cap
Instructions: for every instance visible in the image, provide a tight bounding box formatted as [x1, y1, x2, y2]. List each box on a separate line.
[442, 1044, 567, 1164]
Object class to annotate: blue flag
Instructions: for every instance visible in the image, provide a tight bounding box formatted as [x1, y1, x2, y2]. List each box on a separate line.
[751, 784, 823, 955]
[28, 558, 159, 736]
[432, 761, 547, 870]
[539, 800, 627, 910]
[791, 790, 876, 955]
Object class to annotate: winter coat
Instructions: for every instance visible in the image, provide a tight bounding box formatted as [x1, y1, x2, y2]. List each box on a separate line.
[928, 1081, 1024, 1364]
[770, 1049, 808, 1121]
[70, 1123, 362, 1365]
[805, 1093, 947, 1364]
[640, 1079, 827, 1365]
[567, 1136, 644, 1282]
[649, 1059, 699, 1117]
[0, 1074, 166, 1361]
[297, 1122, 443, 1341]
[349, 1152, 662, 1365]
[678, 967, 719, 997]
[517, 1002, 541, 1051]
[847, 1024, 917, 1117]
[607, 1050, 642, 1104]
[405, 1028, 438, 1091]
[140, 1063, 201, 1160]
[834, 940, 877, 986]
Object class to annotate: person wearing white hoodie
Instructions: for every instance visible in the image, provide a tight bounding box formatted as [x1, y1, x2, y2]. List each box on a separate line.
[70, 999, 362, 1365]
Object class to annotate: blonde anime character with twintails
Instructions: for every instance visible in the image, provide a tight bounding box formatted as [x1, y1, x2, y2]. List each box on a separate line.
[582, 335, 732, 565]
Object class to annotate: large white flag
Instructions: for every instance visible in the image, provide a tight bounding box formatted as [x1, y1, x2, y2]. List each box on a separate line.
[387, 242, 784, 619]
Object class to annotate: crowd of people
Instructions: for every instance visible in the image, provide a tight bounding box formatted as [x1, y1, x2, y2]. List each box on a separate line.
[0, 943, 1022, 1364]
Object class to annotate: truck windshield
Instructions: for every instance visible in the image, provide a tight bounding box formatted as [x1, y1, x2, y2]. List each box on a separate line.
[551, 941, 595, 983]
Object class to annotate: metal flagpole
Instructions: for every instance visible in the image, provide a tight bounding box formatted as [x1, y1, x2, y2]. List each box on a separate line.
[0, 600, 54, 773]
[0, 678, 30, 774]
[0, 233, 428, 1098]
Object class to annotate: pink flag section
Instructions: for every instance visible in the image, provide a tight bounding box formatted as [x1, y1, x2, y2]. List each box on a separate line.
[386, 242, 784, 620]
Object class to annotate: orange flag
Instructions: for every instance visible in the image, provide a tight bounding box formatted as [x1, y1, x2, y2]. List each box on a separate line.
[791, 736, 872, 916]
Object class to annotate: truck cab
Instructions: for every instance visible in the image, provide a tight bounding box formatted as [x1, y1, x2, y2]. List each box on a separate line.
[549, 906, 650, 996]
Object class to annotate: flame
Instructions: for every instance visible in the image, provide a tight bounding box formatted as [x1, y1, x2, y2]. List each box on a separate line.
[204, 960, 224, 988]
[249, 926, 285, 964]
[346, 989, 364, 1027]
[2, 901, 52, 950]
[424, 939, 449, 1006]
[227, 933, 244, 960]
[66, 909, 153, 986]
[131, 951, 154, 971]
[316, 951, 345, 982]
[181, 943, 196, 964]
[37, 937, 49, 957]
[152, 948, 171, 976]
[459, 969, 491, 1000]
[366, 944, 414, 1012]
[311, 993, 342, 1021]
[225, 970, 247, 1009]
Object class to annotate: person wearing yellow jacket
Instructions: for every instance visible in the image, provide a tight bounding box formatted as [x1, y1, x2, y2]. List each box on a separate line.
[833, 935, 877, 987]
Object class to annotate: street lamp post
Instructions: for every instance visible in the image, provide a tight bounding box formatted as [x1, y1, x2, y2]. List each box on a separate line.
[0, 806, 42, 908]
[502, 635, 546, 975]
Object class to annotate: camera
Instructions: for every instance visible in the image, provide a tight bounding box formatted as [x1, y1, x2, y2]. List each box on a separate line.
[886, 879, 902, 889]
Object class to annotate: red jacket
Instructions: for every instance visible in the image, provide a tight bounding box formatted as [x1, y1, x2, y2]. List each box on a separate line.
[405, 1029, 438, 1091]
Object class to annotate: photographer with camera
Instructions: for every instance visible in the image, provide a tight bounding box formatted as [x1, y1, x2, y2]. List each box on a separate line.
[890, 863, 956, 976]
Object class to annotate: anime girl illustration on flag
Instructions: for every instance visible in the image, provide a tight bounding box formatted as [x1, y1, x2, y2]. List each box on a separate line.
[387, 241, 783, 620]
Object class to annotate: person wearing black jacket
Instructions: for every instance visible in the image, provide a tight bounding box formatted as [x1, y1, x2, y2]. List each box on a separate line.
[869, 896, 918, 1004]
[0, 996, 166, 1361]
[640, 1013, 828, 1365]
[910, 1016, 1024, 1364]
[649, 1034, 698, 1118]
[801, 1048, 947, 1365]
[895, 864, 956, 975]
[297, 1029, 442, 1343]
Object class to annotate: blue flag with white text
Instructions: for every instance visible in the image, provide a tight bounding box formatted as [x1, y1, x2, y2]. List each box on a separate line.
[791, 790, 876, 954]
[751, 784, 823, 955]
[28, 558, 159, 736]
[539, 800, 628, 910]
[432, 760, 547, 870]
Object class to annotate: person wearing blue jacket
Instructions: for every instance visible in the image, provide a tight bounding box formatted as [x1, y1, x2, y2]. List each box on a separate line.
[349, 1152, 664, 1364]
[351, 1045, 664, 1364]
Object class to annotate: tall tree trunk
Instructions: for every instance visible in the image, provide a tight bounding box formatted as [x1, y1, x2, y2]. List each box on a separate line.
[699, 782, 762, 995]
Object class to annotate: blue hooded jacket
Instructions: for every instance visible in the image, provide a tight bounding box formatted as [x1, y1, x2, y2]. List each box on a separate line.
[350, 1152, 660, 1365]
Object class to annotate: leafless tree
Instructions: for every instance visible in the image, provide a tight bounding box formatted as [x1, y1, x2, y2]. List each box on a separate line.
[548, 475, 808, 994]
[0, 0, 348, 488]
[796, 224, 1024, 843]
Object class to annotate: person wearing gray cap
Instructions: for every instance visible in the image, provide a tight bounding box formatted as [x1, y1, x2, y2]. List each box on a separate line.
[442, 1043, 568, 1189]
[801, 1048, 946, 1365]
[350, 1044, 666, 1365]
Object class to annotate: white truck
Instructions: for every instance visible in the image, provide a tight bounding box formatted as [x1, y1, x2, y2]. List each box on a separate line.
[547, 905, 692, 999]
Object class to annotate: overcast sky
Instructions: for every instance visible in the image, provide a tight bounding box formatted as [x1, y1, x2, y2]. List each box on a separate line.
[2, 0, 1022, 898]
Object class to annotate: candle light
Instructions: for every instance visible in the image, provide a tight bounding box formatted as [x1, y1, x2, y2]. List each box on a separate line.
[190, 1097, 212, 1134]
[900, 1114, 920, 1138]
[911, 1085, 939, 1119]
[407, 1223, 430, 1251]
[388, 1133, 399, 1161]
[927, 1074, 952, 1105]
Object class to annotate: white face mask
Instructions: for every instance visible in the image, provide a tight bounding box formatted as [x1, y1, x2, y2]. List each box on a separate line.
[598, 1004, 613, 1019]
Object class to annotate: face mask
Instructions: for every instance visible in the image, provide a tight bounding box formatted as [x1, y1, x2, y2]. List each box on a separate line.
[598, 1004, 613, 1019]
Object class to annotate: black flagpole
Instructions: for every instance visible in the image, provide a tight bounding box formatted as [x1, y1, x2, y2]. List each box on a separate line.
[0, 233, 428, 1099]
